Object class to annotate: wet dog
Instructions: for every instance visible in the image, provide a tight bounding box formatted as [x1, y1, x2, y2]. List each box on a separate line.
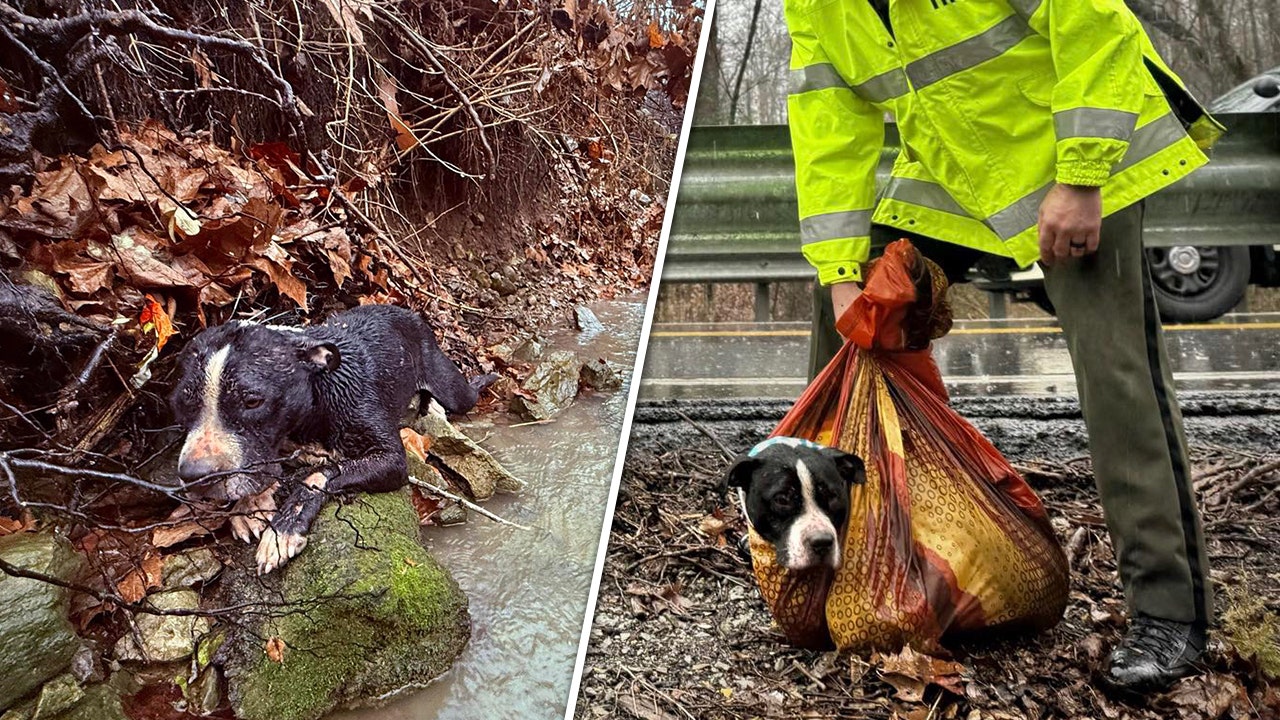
[169, 304, 497, 574]
[725, 437, 866, 571]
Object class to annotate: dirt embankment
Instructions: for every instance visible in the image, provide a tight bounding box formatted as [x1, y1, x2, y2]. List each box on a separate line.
[576, 398, 1280, 720]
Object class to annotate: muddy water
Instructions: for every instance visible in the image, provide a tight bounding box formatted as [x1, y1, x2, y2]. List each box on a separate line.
[333, 297, 644, 720]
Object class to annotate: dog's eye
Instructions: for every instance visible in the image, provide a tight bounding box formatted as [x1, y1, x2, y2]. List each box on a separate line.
[771, 489, 797, 509]
[244, 396, 264, 410]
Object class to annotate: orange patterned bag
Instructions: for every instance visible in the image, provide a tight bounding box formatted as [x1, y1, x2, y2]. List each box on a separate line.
[747, 240, 1069, 652]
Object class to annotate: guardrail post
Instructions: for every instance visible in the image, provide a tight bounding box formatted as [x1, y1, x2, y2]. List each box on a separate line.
[754, 283, 771, 322]
[987, 291, 1008, 320]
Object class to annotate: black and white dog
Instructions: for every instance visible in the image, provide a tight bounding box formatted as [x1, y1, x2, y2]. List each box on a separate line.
[725, 437, 866, 572]
[169, 304, 496, 574]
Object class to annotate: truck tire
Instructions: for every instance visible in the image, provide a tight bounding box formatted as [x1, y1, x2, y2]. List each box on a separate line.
[1146, 245, 1250, 323]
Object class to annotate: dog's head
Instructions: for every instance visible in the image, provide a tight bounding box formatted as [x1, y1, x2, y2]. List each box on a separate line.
[169, 321, 339, 501]
[726, 437, 866, 572]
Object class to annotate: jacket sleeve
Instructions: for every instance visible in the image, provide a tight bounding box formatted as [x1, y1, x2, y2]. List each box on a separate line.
[1018, 0, 1146, 187]
[786, 6, 883, 285]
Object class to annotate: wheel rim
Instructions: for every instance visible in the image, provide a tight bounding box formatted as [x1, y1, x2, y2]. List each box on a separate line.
[1147, 246, 1221, 296]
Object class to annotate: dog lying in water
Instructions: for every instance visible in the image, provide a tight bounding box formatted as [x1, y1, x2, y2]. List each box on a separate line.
[169, 304, 497, 574]
[726, 437, 866, 572]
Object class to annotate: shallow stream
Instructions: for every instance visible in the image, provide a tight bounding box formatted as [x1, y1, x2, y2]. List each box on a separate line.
[333, 297, 644, 720]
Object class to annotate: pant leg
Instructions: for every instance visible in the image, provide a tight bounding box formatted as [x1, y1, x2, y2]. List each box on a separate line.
[807, 227, 983, 379]
[1041, 201, 1212, 627]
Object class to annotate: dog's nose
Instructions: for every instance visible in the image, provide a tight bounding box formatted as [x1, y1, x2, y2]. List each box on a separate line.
[807, 534, 835, 557]
[178, 457, 219, 484]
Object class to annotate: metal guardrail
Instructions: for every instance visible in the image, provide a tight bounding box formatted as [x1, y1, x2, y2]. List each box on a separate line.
[662, 114, 1280, 284]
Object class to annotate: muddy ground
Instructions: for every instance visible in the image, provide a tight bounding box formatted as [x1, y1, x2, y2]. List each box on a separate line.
[574, 397, 1280, 720]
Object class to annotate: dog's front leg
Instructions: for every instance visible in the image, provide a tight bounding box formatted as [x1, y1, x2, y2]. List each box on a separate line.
[256, 449, 408, 575]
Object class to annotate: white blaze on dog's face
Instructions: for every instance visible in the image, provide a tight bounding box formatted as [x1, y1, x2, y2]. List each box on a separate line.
[727, 438, 866, 572]
[170, 322, 339, 502]
[175, 345, 250, 497]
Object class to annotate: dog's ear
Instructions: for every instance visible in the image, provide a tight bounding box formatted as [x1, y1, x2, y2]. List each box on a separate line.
[299, 341, 341, 373]
[723, 454, 761, 491]
[820, 447, 866, 485]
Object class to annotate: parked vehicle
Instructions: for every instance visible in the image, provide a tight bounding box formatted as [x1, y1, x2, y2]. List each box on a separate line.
[978, 69, 1280, 322]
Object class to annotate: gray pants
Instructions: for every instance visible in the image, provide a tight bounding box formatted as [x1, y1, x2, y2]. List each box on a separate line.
[808, 203, 1212, 627]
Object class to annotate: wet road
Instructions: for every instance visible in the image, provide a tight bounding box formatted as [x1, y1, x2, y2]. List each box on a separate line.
[639, 313, 1280, 399]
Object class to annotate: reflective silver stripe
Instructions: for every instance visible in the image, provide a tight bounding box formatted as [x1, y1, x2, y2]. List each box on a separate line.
[789, 64, 850, 94]
[852, 68, 910, 103]
[906, 14, 1033, 90]
[883, 177, 968, 216]
[1008, 0, 1044, 20]
[1115, 113, 1188, 173]
[983, 115, 1188, 241]
[984, 183, 1053, 240]
[1054, 107, 1139, 141]
[800, 210, 873, 245]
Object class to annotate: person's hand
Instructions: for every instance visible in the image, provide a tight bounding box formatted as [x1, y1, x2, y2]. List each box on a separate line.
[1038, 183, 1102, 267]
[831, 282, 862, 323]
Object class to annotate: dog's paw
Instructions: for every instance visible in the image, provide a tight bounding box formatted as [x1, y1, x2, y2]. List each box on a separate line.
[229, 483, 278, 543]
[256, 527, 308, 575]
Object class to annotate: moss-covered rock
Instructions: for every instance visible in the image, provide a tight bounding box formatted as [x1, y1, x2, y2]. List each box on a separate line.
[0, 533, 85, 712]
[222, 490, 469, 720]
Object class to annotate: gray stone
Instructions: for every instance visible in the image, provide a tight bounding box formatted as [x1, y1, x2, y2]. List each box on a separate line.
[574, 306, 605, 334]
[490, 272, 517, 296]
[411, 412, 522, 500]
[510, 336, 545, 362]
[580, 358, 624, 391]
[162, 547, 221, 589]
[0, 533, 85, 712]
[222, 490, 469, 720]
[113, 589, 211, 663]
[510, 350, 581, 421]
[31, 675, 80, 720]
[437, 504, 467, 526]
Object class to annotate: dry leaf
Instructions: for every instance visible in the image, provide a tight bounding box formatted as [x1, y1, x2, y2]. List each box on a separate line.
[400, 427, 432, 461]
[0, 511, 36, 536]
[376, 71, 419, 152]
[116, 554, 164, 604]
[139, 294, 176, 350]
[265, 636, 286, 663]
[874, 647, 967, 703]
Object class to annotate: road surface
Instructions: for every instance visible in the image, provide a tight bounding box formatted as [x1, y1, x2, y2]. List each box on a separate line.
[639, 313, 1280, 399]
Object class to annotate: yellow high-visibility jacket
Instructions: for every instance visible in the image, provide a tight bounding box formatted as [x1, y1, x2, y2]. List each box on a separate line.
[786, 0, 1224, 284]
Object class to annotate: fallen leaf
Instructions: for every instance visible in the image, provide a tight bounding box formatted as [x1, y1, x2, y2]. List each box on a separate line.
[0, 511, 35, 536]
[152, 505, 224, 548]
[873, 647, 967, 703]
[116, 554, 164, 604]
[265, 636, 286, 663]
[139, 294, 175, 350]
[400, 428, 432, 461]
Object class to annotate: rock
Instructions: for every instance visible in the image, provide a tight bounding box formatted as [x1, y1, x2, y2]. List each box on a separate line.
[574, 306, 605, 335]
[113, 589, 210, 663]
[412, 412, 523, 500]
[222, 490, 469, 720]
[510, 350, 581, 421]
[510, 336, 545, 362]
[161, 547, 221, 589]
[0, 533, 86, 712]
[50, 681, 127, 720]
[489, 272, 517, 296]
[437, 504, 467, 526]
[580, 358, 624, 391]
[31, 675, 80, 720]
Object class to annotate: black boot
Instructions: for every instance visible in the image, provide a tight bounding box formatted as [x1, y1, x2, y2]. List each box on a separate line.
[1103, 615, 1206, 693]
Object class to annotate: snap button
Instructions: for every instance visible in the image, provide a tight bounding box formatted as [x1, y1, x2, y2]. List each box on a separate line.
[1162, 169, 1170, 175]
[1180, 159, 1187, 166]
[837, 267, 846, 276]
[891, 214, 899, 220]
[908, 219, 916, 225]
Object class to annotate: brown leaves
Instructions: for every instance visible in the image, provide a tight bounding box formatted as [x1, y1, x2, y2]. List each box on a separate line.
[115, 553, 164, 604]
[139, 294, 175, 350]
[265, 636, 286, 663]
[2, 125, 378, 327]
[625, 581, 694, 617]
[872, 647, 967, 703]
[0, 511, 36, 537]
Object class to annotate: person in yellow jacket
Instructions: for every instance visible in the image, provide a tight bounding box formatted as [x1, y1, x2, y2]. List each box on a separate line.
[789, 0, 1221, 693]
